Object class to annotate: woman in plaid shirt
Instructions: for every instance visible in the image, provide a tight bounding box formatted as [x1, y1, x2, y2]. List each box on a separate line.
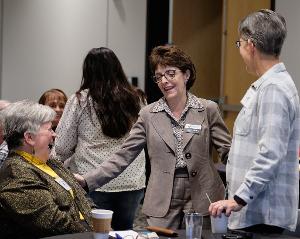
[209, 9, 300, 234]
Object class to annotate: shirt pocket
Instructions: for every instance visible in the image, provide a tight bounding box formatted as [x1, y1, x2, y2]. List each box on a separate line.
[234, 107, 253, 136]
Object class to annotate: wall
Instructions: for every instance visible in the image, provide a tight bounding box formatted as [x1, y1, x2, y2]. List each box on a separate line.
[0, 0, 146, 101]
[172, 0, 223, 100]
[221, 0, 271, 133]
[108, 0, 146, 90]
[276, 0, 300, 92]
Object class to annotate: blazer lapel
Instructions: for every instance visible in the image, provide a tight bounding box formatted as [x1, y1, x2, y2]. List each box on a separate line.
[151, 112, 175, 152]
[182, 108, 205, 150]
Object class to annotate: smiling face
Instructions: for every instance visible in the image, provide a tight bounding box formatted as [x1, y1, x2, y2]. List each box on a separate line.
[155, 65, 190, 104]
[44, 92, 66, 127]
[31, 122, 56, 162]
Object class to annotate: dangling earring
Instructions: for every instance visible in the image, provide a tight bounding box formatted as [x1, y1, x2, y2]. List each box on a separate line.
[31, 146, 35, 156]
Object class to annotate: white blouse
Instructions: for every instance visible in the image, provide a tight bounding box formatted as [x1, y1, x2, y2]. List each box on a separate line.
[52, 89, 146, 192]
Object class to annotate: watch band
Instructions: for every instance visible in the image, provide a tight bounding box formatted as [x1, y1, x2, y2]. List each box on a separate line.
[233, 195, 247, 206]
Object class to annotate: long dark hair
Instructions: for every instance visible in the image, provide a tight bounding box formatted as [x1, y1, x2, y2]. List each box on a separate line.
[77, 47, 141, 138]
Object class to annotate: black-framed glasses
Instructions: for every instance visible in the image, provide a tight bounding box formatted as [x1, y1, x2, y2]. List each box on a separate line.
[235, 39, 247, 48]
[152, 69, 178, 83]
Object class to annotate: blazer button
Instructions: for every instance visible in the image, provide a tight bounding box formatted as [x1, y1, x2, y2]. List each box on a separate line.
[185, 152, 192, 159]
[191, 171, 197, 177]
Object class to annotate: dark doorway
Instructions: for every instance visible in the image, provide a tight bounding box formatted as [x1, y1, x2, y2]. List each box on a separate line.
[145, 0, 170, 103]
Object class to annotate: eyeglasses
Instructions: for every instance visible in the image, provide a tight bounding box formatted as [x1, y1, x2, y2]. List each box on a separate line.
[152, 69, 178, 83]
[115, 233, 151, 239]
[235, 39, 247, 48]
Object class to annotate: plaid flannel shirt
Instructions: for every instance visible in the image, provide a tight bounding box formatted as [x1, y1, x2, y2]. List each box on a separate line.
[226, 63, 300, 231]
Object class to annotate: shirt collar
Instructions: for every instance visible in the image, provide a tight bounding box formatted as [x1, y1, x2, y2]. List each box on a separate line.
[15, 150, 46, 165]
[151, 92, 203, 113]
[251, 62, 286, 90]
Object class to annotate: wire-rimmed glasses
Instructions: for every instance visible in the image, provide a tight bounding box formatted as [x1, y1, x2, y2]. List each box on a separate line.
[117, 233, 155, 239]
[152, 69, 178, 84]
[235, 39, 247, 48]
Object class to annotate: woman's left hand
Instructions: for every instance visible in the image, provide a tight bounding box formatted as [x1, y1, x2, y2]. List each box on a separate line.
[208, 199, 243, 217]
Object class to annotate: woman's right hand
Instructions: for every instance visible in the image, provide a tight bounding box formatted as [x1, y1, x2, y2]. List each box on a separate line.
[209, 199, 243, 217]
[73, 173, 87, 188]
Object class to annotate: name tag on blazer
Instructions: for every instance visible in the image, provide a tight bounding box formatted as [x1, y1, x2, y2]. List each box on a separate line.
[184, 124, 201, 134]
[55, 177, 72, 191]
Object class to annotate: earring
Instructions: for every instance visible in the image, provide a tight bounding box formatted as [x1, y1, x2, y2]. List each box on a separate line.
[31, 146, 35, 156]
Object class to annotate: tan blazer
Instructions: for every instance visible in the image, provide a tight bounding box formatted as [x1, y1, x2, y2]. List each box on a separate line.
[85, 97, 231, 217]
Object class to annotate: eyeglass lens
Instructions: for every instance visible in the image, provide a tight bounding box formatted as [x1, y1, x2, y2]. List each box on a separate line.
[235, 39, 248, 48]
[153, 70, 176, 83]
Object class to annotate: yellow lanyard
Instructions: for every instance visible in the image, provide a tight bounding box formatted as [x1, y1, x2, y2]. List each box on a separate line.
[15, 150, 84, 220]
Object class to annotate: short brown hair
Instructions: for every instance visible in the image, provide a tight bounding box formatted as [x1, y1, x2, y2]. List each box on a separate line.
[38, 89, 68, 105]
[149, 45, 196, 90]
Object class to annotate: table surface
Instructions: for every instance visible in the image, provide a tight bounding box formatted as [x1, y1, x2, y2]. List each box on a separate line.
[42, 229, 300, 239]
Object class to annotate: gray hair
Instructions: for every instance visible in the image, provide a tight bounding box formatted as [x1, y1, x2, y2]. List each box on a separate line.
[238, 9, 287, 57]
[0, 100, 56, 150]
[0, 100, 10, 111]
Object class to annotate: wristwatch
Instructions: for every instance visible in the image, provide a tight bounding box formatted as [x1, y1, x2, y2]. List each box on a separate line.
[233, 195, 247, 206]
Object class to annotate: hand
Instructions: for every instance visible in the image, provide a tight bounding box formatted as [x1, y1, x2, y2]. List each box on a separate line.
[74, 173, 87, 188]
[208, 199, 243, 217]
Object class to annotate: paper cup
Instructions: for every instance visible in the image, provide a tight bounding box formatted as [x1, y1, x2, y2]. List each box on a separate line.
[91, 209, 113, 239]
[210, 213, 228, 233]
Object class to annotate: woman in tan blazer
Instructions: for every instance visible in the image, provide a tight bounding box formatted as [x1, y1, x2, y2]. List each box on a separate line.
[76, 45, 231, 229]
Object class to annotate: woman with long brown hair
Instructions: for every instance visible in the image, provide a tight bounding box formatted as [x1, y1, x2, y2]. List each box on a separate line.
[53, 47, 146, 230]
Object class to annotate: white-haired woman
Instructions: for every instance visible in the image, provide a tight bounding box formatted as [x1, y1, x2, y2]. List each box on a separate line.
[0, 100, 93, 239]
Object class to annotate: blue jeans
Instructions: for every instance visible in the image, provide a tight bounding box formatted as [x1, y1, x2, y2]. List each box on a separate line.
[89, 189, 144, 230]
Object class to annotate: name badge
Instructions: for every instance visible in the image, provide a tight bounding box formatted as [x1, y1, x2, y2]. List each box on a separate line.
[184, 124, 201, 134]
[55, 177, 71, 191]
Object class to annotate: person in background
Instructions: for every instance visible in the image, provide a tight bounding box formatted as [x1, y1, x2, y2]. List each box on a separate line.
[52, 47, 146, 230]
[0, 100, 10, 167]
[209, 9, 300, 233]
[75, 45, 232, 229]
[135, 87, 148, 105]
[39, 88, 68, 131]
[0, 100, 93, 239]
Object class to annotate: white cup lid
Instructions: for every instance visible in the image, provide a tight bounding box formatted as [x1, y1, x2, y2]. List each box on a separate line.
[91, 209, 113, 219]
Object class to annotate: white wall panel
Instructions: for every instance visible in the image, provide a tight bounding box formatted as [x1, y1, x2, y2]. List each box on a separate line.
[276, 0, 300, 92]
[1, 0, 107, 101]
[107, 0, 146, 90]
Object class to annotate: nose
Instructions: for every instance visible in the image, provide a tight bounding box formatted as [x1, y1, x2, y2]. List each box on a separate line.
[160, 74, 169, 84]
